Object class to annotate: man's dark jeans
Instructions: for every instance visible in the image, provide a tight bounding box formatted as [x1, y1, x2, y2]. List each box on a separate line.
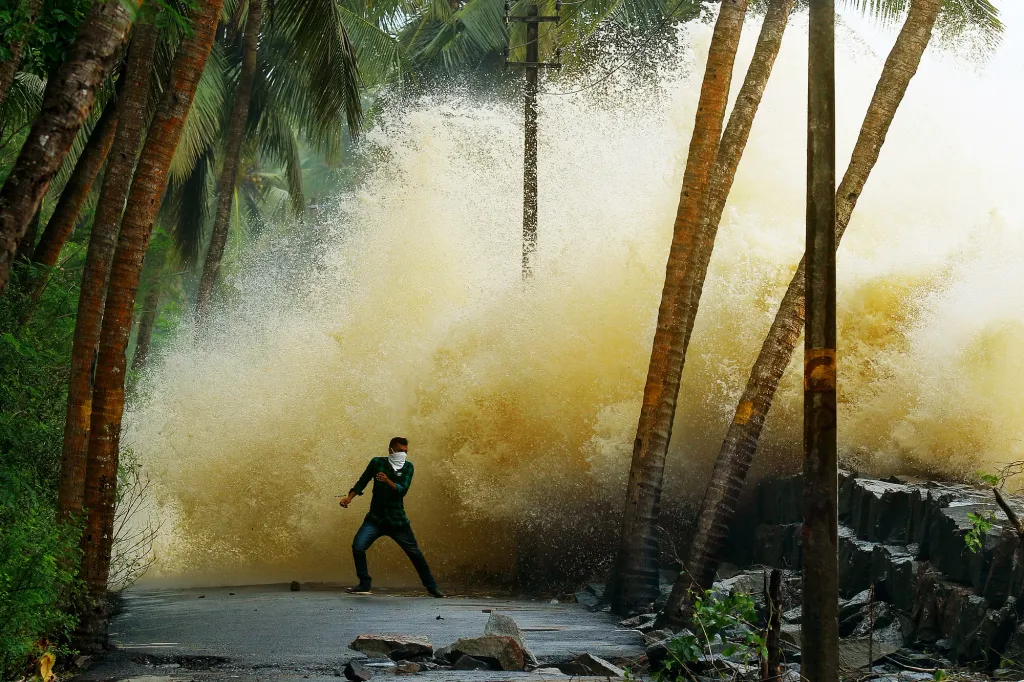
[352, 520, 437, 590]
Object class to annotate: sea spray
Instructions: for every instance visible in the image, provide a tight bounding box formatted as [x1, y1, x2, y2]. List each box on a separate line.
[125, 9, 1024, 586]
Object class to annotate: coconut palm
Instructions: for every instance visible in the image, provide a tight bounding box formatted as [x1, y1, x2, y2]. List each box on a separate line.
[57, 17, 162, 521]
[680, 0, 1001, 616]
[0, 0, 136, 295]
[76, 0, 224, 649]
[609, 0, 750, 617]
[658, 0, 795, 624]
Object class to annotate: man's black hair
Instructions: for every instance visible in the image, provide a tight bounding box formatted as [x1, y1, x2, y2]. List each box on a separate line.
[389, 437, 409, 450]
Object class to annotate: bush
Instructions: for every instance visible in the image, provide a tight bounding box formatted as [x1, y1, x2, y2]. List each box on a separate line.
[0, 468, 81, 679]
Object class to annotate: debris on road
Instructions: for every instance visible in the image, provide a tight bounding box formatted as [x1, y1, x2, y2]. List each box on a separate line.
[349, 634, 433, 661]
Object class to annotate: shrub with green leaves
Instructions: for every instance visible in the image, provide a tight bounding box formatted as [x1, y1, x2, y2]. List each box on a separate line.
[655, 589, 766, 682]
[0, 468, 81, 679]
[966, 510, 996, 554]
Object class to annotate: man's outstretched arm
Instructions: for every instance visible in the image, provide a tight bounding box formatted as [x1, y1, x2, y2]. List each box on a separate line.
[340, 460, 375, 508]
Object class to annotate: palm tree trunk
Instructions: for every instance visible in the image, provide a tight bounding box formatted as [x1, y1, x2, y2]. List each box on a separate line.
[130, 277, 161, 372]
[676, 0, 942, 613]
[802, 1, 838, 678]
[56, 21, 159, 522]
[661, 0, 793, 625]
[0, 0, 44, 111]
[32, 100, 120, 269]
[0, 0, 135, 296]
[194, 0, 263, 325]
[609, 0, 749, 616]
[76, 0, 224, 651]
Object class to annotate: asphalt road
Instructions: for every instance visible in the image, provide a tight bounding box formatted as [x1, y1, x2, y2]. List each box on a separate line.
[79, 584, 644, 681]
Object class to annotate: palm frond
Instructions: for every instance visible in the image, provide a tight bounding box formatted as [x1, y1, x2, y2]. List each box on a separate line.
[169, 41, 227, 184]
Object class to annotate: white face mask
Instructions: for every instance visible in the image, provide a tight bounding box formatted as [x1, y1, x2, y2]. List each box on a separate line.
[388, 449, 407, 472]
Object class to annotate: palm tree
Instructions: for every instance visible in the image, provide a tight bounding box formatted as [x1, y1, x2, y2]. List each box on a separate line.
[0, 0, 43, 111]
[31, 99, 118, 269]
[57, 18, 160, 521]
[660, 0, 795, 625]
[0, 0, 136, 295]
[75, 0, 224, 649]
[609, 0, 750, 616]
[679, 0, 999, 611]
[193, 0, 264, 323]
[801, 0, 838, 678]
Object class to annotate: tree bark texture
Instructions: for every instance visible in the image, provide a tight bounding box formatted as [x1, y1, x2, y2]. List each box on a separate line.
[0, 0, 135, 296]
[609, 0, 749, 616]
[32, 99, 119, 269]
[57, 21, 159, 521]
[194, 0, 264, 324]
[662, 0, 793, 624]
[76, 0, 224, 651]
[802, 1, 838, 680]
[0, 0, 44, 111]
[672, 0, 942, 601]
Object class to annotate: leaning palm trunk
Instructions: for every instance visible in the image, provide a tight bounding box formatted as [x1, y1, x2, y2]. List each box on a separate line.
[660, 0, 794, 625]
[0, 0, 135, 295]
[32, 100, 120, 269]
[76, 0, 224, 651]
[130, 276, 161, 372]
[57, 21, 159, 521]
[676, 0, 942, 611]
[609, 0, 750, 616]
[194, 0, 264, 325]
[0, 0, 44, 111]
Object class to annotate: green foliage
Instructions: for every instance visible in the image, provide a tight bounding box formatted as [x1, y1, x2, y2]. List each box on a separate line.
[932, 669, 949, 682]
[980, 472, 1002, 487]
[0, 468, 81, 679]
[0, 261, 86, 677]
[966, 510, 995, 554]
[655, 590, 766, 682]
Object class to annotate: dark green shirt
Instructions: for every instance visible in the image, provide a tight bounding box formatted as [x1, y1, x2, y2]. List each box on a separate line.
[350, 457, 414, 527]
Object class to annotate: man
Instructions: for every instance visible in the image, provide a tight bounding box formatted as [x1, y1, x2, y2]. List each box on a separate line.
[339, 437, 445, 597]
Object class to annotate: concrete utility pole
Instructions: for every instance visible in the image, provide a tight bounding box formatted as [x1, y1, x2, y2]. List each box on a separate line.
[505, 1, 560, 279]
[802, 0, 838, 681]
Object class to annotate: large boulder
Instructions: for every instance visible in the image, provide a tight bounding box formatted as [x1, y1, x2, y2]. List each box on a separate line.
[349, 635, 433, 661]
[484, 612, 539, 665]
[448, 636, 526, 671]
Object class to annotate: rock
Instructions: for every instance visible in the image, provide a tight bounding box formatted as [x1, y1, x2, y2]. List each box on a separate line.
[870, 544, 917, 613]
[453, 656, 490, 671]
[644, 628, 674, 645]
[449, 636, 525, 671]
[844, 602, 896, 638]
[781, 607, 801, 624]
[350, 635, 433, 661]
[837, 624, 903, 670]
[290, 581, 301, 591]
[838, 529, 875, 597]
[839, 589, 872, 622]
[753, 523, 803, 570]
[344, 660, 373, 681]
[780, 624, 801, 647]
[74, 656, 91, 669]
[557, 653, 625, 677]
[395, 662, 421, 674]
[534, 667, 567, 676]
[619, 613, 657, 629]
[484, 612, 538, 666]
[576, 590, 602, 609]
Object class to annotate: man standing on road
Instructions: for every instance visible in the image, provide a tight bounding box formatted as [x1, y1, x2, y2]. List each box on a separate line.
[338, 437, 446, 598]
